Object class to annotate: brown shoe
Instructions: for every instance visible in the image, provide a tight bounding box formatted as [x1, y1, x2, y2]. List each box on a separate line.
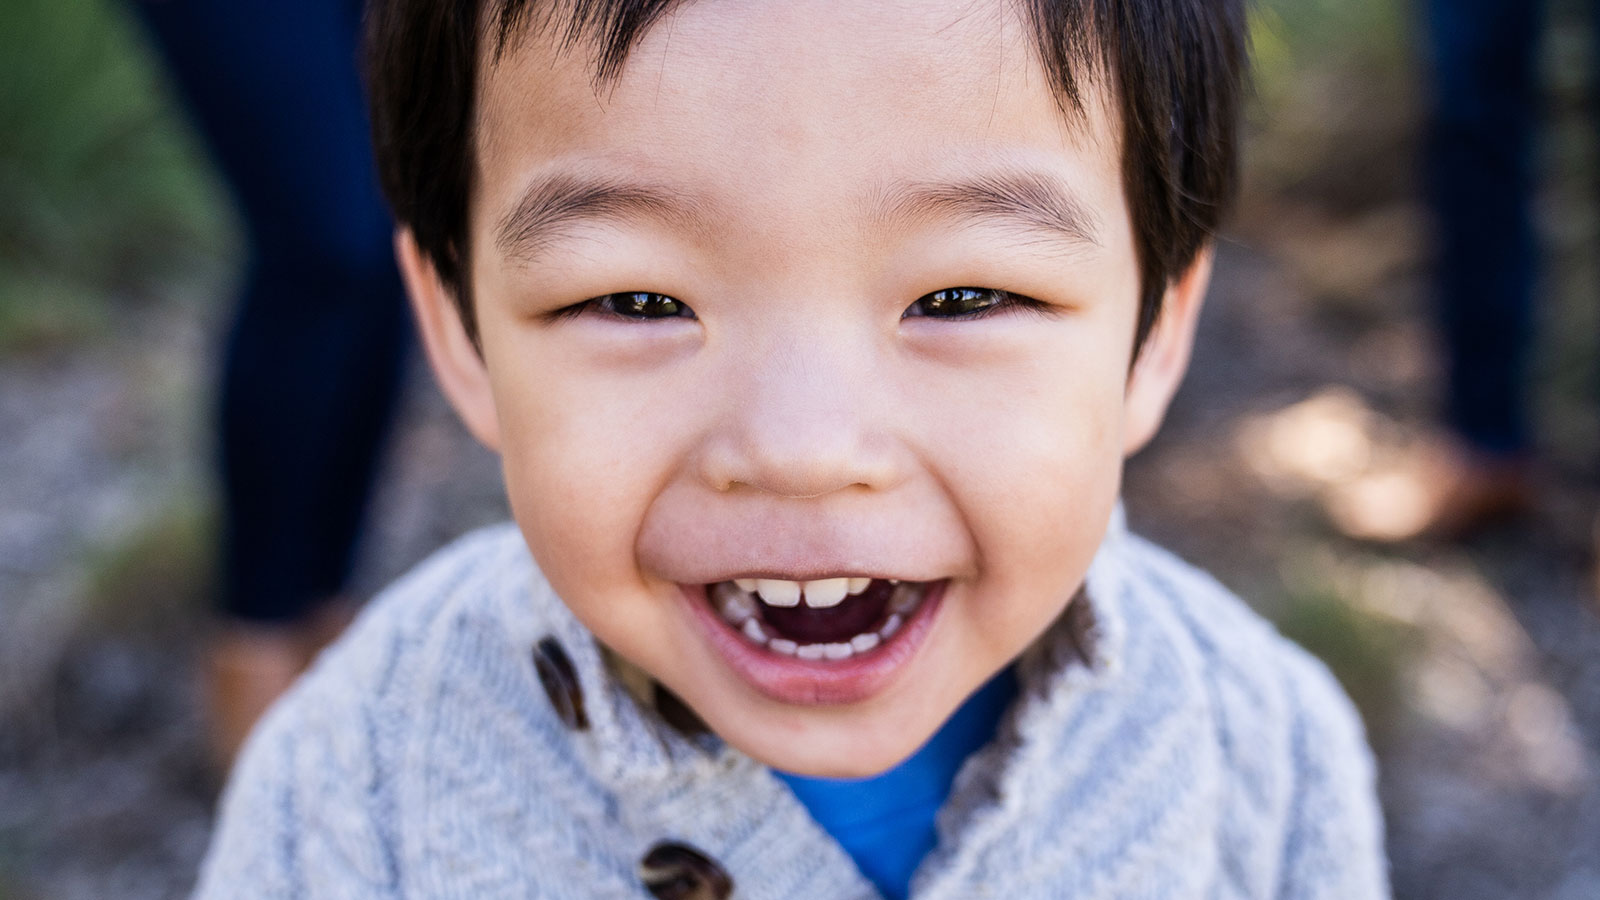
[203, 599, 358, 771]
[204, 623, 305, 770]
[1324, 441, 1533, 542]
[296, 596, 359, 667]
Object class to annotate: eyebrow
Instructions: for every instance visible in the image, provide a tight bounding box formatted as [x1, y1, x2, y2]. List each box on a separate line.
[494, 167, 1102, 263]
[874, 169, 1103, 251]
[494, 172, 703, 262]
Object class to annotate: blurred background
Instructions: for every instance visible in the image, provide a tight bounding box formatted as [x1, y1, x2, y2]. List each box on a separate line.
[2, 0, 1599, 896]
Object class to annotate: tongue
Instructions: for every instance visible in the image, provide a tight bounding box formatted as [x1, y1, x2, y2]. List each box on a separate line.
[759, 580, 893, 645]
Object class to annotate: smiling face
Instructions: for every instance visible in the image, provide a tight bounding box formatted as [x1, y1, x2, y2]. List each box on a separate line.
[401, 0, 1210, 777]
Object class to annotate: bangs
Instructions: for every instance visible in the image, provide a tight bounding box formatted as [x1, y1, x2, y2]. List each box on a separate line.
[487, 0, 690, 84]
[483, 0, 1112, 110]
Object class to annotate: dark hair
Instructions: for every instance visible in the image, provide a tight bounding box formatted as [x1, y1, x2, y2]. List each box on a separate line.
[364, 0, 1247, 352]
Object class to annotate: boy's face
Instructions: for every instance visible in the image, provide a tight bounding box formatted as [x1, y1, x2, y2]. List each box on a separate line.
[404, 0, 1207, 777]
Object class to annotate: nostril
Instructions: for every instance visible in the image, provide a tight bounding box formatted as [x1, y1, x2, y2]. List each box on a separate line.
[694, 430, 902, 499]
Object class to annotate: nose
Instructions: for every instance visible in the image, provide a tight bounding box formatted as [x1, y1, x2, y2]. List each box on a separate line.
[695, 333, 906, 498]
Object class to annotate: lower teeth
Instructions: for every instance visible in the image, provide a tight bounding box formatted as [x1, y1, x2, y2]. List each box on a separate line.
[710, 580, 924, 659]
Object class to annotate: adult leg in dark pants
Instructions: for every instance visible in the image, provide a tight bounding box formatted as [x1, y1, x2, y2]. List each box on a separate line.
[1405, 0, 1541, 537]
[133, 0, 409, 763]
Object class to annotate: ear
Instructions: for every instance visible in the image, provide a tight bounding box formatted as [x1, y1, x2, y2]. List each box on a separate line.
[1121, 247, 1213, 457]
[395, 229, 502, 452]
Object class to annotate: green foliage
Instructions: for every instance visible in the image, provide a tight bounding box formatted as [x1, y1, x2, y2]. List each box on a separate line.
[1271, 575, 1412, 750]
[0, 0, 232, 349]
[81, 494, 215, 634]
[0, 266, 113, 346]
[0, 829, 25, 900]
[1245, 0, 1418, 214]
[1251, 0, 1410, 96]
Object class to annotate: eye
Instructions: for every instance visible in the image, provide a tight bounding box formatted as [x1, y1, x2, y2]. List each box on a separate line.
[572, 291, 696, 321]
[903, 287, 1031, 319]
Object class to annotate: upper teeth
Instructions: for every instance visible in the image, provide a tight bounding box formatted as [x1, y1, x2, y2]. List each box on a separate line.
[802, 578, 849, 608]
[735, 577, 874, 608]
[754, 579, 801, 607]
[709, 578, 929, 660]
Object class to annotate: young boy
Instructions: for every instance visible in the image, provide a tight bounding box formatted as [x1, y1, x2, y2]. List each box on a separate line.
[195, 1, 1389, 897]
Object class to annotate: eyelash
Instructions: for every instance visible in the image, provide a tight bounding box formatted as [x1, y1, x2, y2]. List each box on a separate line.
[901, 287, 1047, 321]
[551, 292, 696, 322]
[552, 286, 1048, 322]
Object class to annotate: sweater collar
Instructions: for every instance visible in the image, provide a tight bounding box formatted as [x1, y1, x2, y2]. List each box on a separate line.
[915, 505, 1134, 886]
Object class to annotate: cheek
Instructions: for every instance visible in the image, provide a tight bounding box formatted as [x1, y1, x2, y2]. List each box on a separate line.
[482, 336, 694, 602]
[917, 341, 1126, 631]
[962, 391, 1121, 565]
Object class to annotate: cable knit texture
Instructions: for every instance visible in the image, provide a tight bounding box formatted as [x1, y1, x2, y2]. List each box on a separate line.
[194, 512, 1390, 898]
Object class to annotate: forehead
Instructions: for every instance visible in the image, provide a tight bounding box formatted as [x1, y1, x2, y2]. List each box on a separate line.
[472, 0, 1126, 257]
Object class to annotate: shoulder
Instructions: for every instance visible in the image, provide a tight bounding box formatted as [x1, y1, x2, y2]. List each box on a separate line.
[194, 523, 550, 896]
[1115, 531, 1368, 755]
[270, 522, 540, 768]
[1110, 532, 1388, 896]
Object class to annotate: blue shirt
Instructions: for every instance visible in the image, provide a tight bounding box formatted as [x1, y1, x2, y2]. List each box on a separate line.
[775, 668, 1019, 899]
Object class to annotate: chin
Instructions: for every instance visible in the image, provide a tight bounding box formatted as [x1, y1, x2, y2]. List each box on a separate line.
[739, 725, 923, 779]
[692, 683, 950, 779]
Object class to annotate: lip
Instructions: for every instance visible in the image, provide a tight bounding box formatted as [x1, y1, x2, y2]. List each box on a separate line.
[679, 578, 947, 706]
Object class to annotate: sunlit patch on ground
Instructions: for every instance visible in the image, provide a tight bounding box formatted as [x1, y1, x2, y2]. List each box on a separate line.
[1235, 387, 1451, 541]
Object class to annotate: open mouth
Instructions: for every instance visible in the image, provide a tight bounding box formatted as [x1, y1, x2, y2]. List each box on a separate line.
[706, 577, 935, 661]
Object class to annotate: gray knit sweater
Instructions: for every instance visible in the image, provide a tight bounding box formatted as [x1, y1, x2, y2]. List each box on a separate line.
[195, 513, 1389, 898]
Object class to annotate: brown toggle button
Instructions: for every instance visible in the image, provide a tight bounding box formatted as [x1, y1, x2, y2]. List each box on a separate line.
[533, 637, 588, 731]
[653, 682, 709, 737]
[638, 841, 733, 900]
